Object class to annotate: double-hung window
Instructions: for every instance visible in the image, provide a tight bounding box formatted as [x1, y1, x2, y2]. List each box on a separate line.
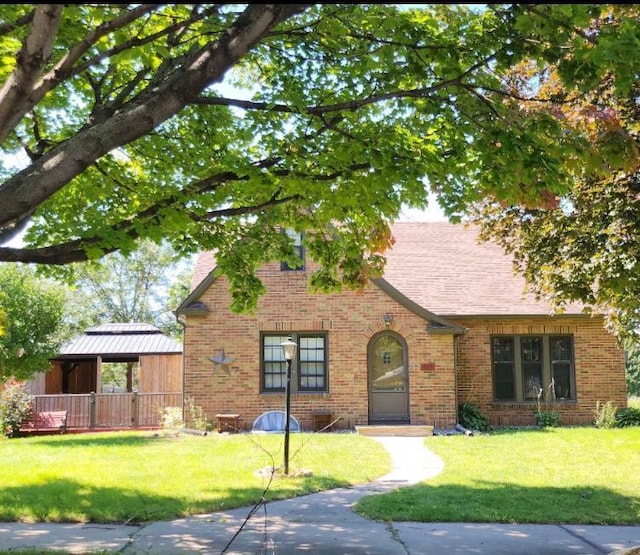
[261, 333, 328, 393]
[280, 229, 305, 271]
[491, 335, 575, 402]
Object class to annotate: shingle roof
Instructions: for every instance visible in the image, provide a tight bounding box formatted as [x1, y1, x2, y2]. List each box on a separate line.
[59, 323, 182, 357]
[184, 222, 586, 317]
[191, 251, 216, 292]
[381, 222, 585, 316]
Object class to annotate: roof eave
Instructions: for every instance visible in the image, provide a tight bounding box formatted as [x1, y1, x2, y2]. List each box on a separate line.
[176, 268, 219, 315]
[176, 302, 210, 317]
[373, 278, 466, 335]
[427, 324, 467, 335]
[439, 312, 594, 320]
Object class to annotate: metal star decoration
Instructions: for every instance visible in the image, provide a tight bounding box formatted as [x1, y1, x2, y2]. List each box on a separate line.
[209, 348, 236, 372]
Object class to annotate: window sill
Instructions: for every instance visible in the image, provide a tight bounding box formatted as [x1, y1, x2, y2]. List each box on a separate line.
[260, 390, 329, 395]
[492, 400, 577, 408]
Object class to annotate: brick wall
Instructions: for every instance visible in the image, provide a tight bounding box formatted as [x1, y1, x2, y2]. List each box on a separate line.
[183, 262, 627, 431]
[454, 317, 627, 427]
[182, 261, 458, 431]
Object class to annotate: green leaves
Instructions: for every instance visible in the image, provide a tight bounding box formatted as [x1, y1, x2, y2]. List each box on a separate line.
[0, 264, 67, 383]
[0, 4, 638, 314]
[65, 240, 190, 338]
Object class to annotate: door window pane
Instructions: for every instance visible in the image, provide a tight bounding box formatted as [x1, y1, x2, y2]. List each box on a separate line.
[371, 334, 405, 391]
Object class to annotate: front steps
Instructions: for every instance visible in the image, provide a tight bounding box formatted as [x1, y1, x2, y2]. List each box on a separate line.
[355, 424, 434, 437]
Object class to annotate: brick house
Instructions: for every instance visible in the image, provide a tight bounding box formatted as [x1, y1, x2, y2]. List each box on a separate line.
[176, 222, 627, 431]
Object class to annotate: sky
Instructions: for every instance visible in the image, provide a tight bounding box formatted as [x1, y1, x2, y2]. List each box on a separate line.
[398, 192, 448, 222]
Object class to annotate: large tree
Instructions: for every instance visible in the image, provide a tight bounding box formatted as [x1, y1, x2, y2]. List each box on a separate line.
[67, 240, 192, 339]
[0, 4, 638, 312]
[471, 6, 640, 338]
[0, 264, 67, 383]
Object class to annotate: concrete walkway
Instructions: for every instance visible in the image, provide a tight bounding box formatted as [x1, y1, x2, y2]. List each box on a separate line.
[1, 436, 640, 554]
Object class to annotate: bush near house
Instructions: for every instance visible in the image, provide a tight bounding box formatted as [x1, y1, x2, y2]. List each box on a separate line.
[0, 381, 33, 438]
[617, 406, 640, 427]
[458, 403, 491, 432]
[593, 398, 640, 428]
[594, 400, 618, 429]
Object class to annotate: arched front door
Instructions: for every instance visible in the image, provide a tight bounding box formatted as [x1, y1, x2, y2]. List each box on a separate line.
[368, 332, 409, 423]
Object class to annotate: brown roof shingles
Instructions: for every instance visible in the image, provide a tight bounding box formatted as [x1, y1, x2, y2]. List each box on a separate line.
[190, 250, 216, 292]
[187, 222, 586, 317]
[383, 222, 584, 316]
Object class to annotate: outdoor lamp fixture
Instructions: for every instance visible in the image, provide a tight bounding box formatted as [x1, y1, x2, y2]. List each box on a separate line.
[280, 336, 297, 476]
[383, 313, 394, 329]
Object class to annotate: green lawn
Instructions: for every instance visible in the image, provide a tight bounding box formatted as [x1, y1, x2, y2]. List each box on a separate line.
[0, 430, 389, 524]
[4, 425, 640, 527]
[355, 426, 640, 525]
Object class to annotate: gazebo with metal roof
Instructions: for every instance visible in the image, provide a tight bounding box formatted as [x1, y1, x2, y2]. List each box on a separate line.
[47, 323, 183, 395]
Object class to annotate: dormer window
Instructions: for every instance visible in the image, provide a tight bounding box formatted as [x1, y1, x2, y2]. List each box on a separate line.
[281, 228, 305, 271]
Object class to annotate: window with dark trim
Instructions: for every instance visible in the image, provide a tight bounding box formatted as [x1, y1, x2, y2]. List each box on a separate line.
[261, 333, 328, 393]
[280, 229, 305, 271]
[491, 335, 575, 402]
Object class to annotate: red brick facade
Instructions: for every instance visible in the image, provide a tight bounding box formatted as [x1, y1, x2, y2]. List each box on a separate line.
[180, 258, 627, 431]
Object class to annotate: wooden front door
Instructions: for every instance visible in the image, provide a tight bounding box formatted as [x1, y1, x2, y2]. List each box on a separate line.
[368, 332, 409, 422]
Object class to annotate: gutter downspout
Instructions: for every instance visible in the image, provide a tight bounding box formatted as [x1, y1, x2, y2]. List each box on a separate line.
[175, 311, 187, 423]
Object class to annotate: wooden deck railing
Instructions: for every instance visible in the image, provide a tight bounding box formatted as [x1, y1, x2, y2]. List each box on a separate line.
[31, 392, 183, 430]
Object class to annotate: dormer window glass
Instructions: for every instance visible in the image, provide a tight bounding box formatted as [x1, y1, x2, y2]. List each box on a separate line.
[281, 229, 305, 271]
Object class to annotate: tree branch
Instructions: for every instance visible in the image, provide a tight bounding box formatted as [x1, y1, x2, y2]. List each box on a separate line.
[520, 4, 597, 45]
[196, 49, 500, 116]
[0, 4, 62, 143]
[48, 5, 223, 92]
[0, 152, 374, 264]
[0, 4, 310, 236]
[195, 78, 468, 114]
[0, 9, 34, 36]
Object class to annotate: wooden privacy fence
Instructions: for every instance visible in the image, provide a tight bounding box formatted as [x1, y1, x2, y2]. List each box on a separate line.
[31, 392, 183, 430]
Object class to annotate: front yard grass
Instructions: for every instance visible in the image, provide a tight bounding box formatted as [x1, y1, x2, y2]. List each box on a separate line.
[0, 430, 389, 524]
[355, 426, 640, 525]
[4, 426, 640, 527]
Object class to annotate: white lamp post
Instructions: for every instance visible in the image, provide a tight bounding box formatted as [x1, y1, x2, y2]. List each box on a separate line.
[280, 336, 297, 475]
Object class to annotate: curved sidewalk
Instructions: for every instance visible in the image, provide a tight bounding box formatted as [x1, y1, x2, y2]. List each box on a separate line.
[1, 436, 639, 554]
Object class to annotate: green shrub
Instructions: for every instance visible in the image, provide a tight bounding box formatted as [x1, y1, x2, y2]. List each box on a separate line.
[616, 407, 640, 428]
[594, 400, 618, 429]
[458, 403, 491, 432]
[0, 381, 34, 438]
[535, 411, 560, 428]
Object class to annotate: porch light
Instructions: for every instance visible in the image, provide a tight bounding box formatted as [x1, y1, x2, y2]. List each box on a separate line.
[280, 336, 297, 476]
[383, 313, 394, 328]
